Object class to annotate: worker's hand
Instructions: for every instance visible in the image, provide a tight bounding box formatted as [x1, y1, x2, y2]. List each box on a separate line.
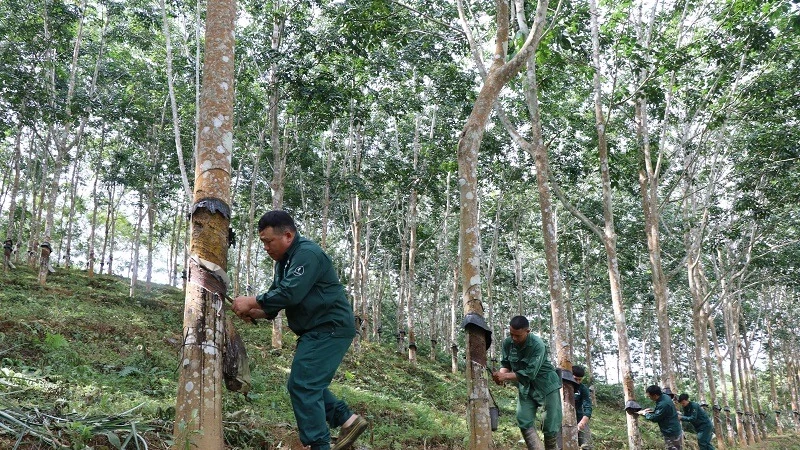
[577, 417, 589, 430]
[232, 296, 261, 323]
[491, 371, 500, 385]
[636, 410, 648, 416]
[491, 371, 506, 385]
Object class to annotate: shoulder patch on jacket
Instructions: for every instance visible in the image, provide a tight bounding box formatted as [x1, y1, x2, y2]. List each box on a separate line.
[292, 266, 304, 277]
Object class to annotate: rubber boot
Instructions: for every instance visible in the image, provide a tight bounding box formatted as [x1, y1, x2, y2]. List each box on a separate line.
[521, 427, 544, 450]
[543, 432, 561, 450]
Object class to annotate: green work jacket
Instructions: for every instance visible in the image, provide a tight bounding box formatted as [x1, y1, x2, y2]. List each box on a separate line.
[257, 234, 355, 336]
[575, 382, 593, 421]
[681, 401, 713, 431]
[645, 394, 683, 438]
[500, 333, 562, 404]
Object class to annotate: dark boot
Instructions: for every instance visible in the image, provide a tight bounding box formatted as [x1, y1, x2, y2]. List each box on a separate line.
[521, 427, 543, 450]
[543, 433, 561, 450]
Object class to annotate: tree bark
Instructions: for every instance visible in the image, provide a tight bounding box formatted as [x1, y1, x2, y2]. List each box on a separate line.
[129, 200, 144, 297]
[406, 116, 420, 363]
[172, 0, 235, 446]
[523, 54, 577, 449]
[268, 2, 288, 351]
[161, 0, 192, 204]
[40, 0, 91, 285]
[5, 124, 23, 255]
[455, 0, 550, 445]
[587, 0, 643, 444]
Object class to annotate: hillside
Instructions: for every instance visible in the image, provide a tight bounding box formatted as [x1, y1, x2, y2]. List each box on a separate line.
[1, 266, 798, 449]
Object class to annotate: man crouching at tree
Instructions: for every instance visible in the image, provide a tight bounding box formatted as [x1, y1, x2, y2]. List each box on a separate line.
[232, 210, 367, 450]
[492, 315, 563, 450]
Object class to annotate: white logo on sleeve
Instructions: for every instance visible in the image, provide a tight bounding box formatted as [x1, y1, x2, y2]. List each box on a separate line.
[292, 266, 304, 277]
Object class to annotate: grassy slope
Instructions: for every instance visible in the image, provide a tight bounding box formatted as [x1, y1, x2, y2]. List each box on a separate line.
[1, 266, 798, 449]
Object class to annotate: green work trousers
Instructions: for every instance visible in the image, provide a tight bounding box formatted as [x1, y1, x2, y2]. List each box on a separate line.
[287, 327, 355, 450]
[516, 387, 563, 438]
[697, 427, 714, 450]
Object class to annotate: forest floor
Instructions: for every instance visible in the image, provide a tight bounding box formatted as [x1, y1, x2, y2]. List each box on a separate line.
[736, 434, 800, 450]
[1, 265, 799, 449]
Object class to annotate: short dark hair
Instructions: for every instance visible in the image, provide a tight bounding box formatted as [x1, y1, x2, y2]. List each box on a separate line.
[258, 210, 297, 233]
[646, 385, 662, 396]
[572, 365, 586, 377]
[510, 315, 529, 330]
[678, 393, 690, 402]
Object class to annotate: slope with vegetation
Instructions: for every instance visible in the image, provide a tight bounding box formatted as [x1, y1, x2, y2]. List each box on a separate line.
[1, 267, 798, 449]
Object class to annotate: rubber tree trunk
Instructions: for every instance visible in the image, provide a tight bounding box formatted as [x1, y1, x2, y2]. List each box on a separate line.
[5, 125, 23, 252]
[40, 0, 89, 286]
[406, 116, 420, 364]
[709, 307, 736, 447]
[397, 214, 408, 354]
[586, 0, 643, 443]
[767, 303, 782, 435]
[456, 1, 549, 446]
[172, 0, 235, 447]
[450, 262, 459, 375]
[523, 55, 577, 449]
[129, 199, 144, 298]
[268, 2, 287, 351]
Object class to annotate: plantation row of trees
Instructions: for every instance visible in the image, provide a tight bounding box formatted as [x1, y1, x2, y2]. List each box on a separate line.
[1, 0, 798, 447]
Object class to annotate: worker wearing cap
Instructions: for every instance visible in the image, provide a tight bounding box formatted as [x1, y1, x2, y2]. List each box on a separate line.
[572, 365, 593, 449]
[638, 385, 683, 449]
[678, 393, 714, 450]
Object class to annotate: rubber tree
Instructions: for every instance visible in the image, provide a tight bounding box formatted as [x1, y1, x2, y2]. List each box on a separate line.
[455, 0, 549, 446]
[172, 0, 236, 447]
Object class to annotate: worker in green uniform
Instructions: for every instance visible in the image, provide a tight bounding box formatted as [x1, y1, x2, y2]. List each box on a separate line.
[492, 316, 562, 450]
[678, 393, 714, 450]
[638, 385, 683, 450]
[572, 365, 593, 449]
[232, 210, 367, 450]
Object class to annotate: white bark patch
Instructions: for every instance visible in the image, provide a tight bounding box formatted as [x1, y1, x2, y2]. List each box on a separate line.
[182, 358, 190, 367]
[213, 114, 224, 128]
[203, 344, 217, 355]
[459, 178, 467, 186]
[220, 82, 229, 91]
[470, 275, 481, 286]
[222, 131, 233, 152]
[185, 381, 194, 392]
[201, 160, 213, 171]
[546, 223, 556, 238]
[203, 126, 210, 134]
[216, 145, 226, 154]
[466, 192, 474, 200]
[222, 55, 229, 62]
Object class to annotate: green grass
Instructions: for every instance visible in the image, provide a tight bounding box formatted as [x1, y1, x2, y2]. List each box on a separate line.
[1, 265, 799, 449]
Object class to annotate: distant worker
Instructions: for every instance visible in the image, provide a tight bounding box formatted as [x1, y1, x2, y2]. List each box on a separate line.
[572, 365, 593, 449]
[492, 315, 562, 450]
[638, 385, 683, 450]
[232, 210, 367, 450]
[678, 393, 715, 450]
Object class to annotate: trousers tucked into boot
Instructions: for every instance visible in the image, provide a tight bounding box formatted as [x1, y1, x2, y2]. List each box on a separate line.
[543, 432, 561, 450]
[521, 427, 543, 450]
